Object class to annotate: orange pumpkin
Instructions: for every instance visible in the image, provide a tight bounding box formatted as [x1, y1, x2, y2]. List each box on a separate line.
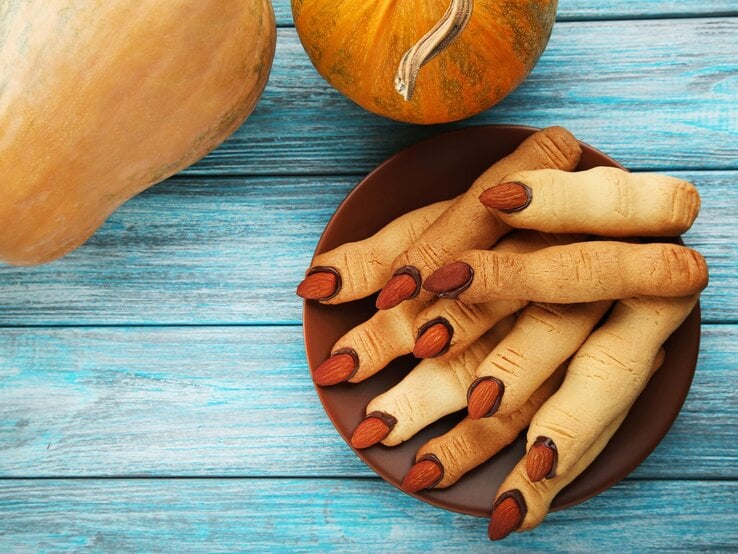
[0, 1, 276, 265]
[292, 0, 557, 124]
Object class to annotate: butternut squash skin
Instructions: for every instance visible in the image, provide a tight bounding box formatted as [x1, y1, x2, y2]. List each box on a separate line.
[0, 1, 276, 265]
[292, 0, 557, 124]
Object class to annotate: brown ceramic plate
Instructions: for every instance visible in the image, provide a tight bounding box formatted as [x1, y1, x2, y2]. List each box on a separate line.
[302, 125, 700, 517]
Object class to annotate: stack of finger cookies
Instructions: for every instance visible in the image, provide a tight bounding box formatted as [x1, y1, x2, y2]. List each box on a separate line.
[297, 127, 708, 541]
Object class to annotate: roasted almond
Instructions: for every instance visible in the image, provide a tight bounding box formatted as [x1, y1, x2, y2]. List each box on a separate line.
[489, 492, 525, 541]
[413, 321, 452, 358]
[402, 456, 443, 493]
[350, 412, 397, 449]
[312, 349, 358, 386]
[296, 270, 338, 300]
[479, 181, 532, 213]
[376, 268, 419, 310]
[423, 262, 473, 298]
[467, 377, 503, 420]
[526, 437, 557, 482]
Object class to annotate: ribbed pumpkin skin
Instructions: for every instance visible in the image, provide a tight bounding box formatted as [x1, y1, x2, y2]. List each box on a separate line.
[0, 1, 276, 265]
[292, 0, 556, 124]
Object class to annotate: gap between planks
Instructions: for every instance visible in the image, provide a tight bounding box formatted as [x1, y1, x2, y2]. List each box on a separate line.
[273, 14, 738, 29]
[173, 168, 738, 179]
[0, 320, 736, 329]
[272, 1, 738, 28]
[0, 475, 734, 482]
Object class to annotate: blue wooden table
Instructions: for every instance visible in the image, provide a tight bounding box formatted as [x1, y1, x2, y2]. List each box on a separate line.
[2, 1, 737, 551]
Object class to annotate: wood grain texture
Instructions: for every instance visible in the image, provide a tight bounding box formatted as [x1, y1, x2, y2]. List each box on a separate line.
[0, 479, 736, 551]
[0, 171, 734, 325]
[556, 0, 738, 20]
[272, 1, 738, 26]
[1, 324, 735, 478]
[2, 7, 737, 551]
[180, 20, 738, 176]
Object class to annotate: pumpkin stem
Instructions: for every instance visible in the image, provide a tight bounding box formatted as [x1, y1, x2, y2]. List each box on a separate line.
[395, 0, 473, 101]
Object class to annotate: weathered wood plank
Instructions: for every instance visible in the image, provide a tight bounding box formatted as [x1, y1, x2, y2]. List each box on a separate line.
[273, 1, 738, 27]
[0, 324, 734, 478]
[183, 20, 738, 176]
[557, 0, 738, 20]
[0, 479, 735, 551]
[0, 171, 734, 325]
[556, 0, 738, 20]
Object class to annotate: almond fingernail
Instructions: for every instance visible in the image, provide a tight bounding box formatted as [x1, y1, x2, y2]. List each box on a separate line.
[350, 411, 397, 449]
[467, 377, 504, 419]
[376, 266, 421, 310]
[526, 436, 558, 482]
[402, 454, 444, 493]
[479, 182, 532, 213]
[413, 319, 453, 358]
[297, 267, 340, 300]
[488, 490, 526, 541]
[312, 348, 358, 386]
[423, 262, 473, 299]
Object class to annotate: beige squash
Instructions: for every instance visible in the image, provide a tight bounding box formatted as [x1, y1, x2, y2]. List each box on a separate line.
[0, 1, 276, 265]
